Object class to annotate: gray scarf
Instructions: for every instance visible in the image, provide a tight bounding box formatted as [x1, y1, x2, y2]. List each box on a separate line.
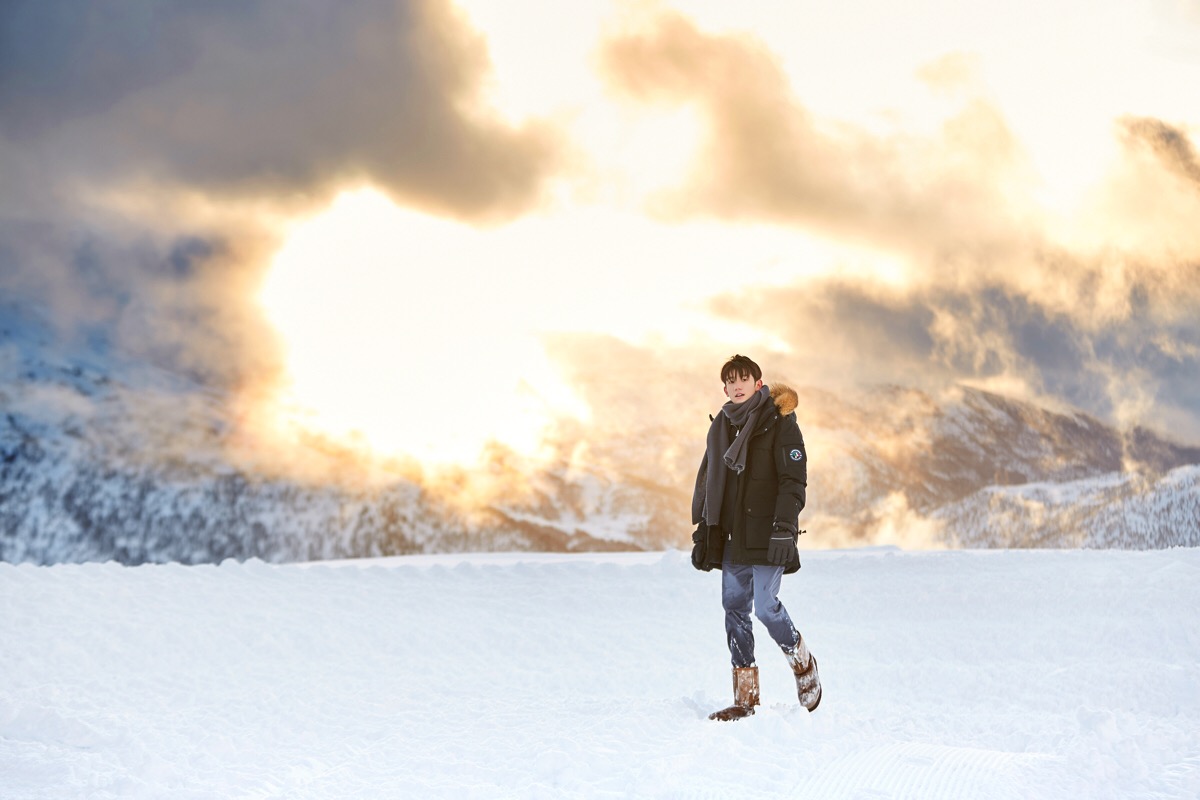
[691, 385, 771, 527]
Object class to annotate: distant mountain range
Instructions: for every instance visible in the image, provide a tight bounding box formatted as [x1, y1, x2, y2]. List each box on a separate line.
[2, 314, 1198, 564]
[798, 384, 1200, 548]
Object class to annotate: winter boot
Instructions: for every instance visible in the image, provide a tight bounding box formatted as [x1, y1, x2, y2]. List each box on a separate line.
[784, 636, 822, 712]
[709, 666, 760, 721]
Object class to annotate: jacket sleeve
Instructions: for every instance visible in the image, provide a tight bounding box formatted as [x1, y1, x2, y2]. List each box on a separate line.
[772, 414, 807, 531]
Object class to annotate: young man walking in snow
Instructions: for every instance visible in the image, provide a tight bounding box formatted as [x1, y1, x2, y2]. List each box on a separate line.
[691, 354, 821, 721]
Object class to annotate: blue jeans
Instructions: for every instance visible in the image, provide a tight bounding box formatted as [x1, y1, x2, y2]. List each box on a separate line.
[722, 550, 799, 668]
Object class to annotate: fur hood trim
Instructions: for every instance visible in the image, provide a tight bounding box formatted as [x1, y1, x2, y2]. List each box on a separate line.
[771, 383, 798, 416]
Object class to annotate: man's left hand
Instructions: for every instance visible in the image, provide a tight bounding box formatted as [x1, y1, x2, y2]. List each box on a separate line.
[767, 529, 797, 566]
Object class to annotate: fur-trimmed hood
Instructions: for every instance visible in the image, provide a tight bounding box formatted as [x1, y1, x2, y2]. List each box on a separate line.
[770, 383, 798, 416]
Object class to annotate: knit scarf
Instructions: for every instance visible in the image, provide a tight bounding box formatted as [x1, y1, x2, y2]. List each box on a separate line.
[691, 384, 771, 527]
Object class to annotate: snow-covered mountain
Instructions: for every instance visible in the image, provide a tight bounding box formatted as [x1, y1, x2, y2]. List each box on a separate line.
[2, 310, 1198, 564]
[936, 465, 1200, 549]
[797, 384, 1200, 547]
[0, 309, 682, 564]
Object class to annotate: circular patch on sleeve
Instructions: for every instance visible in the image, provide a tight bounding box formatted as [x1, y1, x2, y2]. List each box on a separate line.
[789, 448, 804, 461]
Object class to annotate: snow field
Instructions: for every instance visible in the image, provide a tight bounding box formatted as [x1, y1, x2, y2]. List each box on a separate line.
[1, 548, 1198, 798]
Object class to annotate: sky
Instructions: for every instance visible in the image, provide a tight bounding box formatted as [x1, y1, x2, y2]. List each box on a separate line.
[2, 0, 1200, 471]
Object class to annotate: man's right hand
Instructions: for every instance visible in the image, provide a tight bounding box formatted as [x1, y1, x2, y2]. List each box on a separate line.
[691, 526, 712, 571]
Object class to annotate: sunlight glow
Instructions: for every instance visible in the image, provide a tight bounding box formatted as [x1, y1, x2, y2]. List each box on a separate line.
[259, 190, 588, 468]
[256, 188, 878, 467]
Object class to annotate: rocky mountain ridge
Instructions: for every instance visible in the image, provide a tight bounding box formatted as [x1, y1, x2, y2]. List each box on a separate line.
[2, 318, 1198, 564]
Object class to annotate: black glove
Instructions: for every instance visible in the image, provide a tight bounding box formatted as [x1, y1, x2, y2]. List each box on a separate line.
[767, 525, 797, 566]
[691, 526, 713, 571]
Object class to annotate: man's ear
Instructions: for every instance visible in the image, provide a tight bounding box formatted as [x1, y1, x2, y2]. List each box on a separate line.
[723, 383, 730, 398]
[755, 379, 764, 392]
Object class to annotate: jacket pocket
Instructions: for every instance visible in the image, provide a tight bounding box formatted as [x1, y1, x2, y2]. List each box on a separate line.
[744, 516, 773, 549]
[744, 479, 774, 549]
[745, 479, 774, 519]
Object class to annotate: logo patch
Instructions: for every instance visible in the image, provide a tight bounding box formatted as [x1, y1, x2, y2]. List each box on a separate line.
[789, 448, 804, 461]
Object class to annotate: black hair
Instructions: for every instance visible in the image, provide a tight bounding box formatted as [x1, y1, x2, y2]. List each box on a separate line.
[720, 354, 762, 384]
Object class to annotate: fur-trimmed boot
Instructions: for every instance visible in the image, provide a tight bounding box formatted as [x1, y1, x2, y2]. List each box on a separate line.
[784, 636, 822, 712]
[709, 666, 760, 721]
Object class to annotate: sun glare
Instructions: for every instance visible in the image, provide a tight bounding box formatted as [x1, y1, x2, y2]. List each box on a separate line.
[259, 190, 588, 468]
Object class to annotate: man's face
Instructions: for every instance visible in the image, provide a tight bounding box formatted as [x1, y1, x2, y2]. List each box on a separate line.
[723, 372, 763, 404]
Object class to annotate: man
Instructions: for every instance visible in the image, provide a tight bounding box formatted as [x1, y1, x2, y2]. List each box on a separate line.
[691, 354, 821, 720]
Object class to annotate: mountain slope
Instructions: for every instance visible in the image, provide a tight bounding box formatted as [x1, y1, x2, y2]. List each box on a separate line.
[2, 310, 1198, 563]
[937, 464, 1200, 548]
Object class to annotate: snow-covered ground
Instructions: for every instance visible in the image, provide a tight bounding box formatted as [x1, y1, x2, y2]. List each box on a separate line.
[2, 548, 1198, 799]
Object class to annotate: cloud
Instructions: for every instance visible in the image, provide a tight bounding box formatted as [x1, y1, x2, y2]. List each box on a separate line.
[596, 13, 1031, 257]
[707, 277, 941, 386]
[594, 12, 1200, 443]
[1118, 116, 1200, 186]
[0, 0, 573, 391]
[706, 247, 1200, 442]
[4, 0, 1199, 478]
[0, 0, 561, 221]
[0, 2, 206, 141]
[0, 216, 283, 388]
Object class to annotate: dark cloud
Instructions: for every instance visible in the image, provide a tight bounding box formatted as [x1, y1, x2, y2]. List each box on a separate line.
[1118, 116, 1200, 186]
[597, 13, 1029, 257]
[707, 279, 941, 386]
[0, 216, 282, 387]
[0, 2, 209, 141]
[0, 0, 560, 220]
[706, 251, 1200, 443]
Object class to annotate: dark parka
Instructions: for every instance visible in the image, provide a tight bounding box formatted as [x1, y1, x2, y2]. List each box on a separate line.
[693, 384, 807, 574]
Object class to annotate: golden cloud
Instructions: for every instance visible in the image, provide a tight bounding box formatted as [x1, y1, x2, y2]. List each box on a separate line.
[597, 13, 1031, 258]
